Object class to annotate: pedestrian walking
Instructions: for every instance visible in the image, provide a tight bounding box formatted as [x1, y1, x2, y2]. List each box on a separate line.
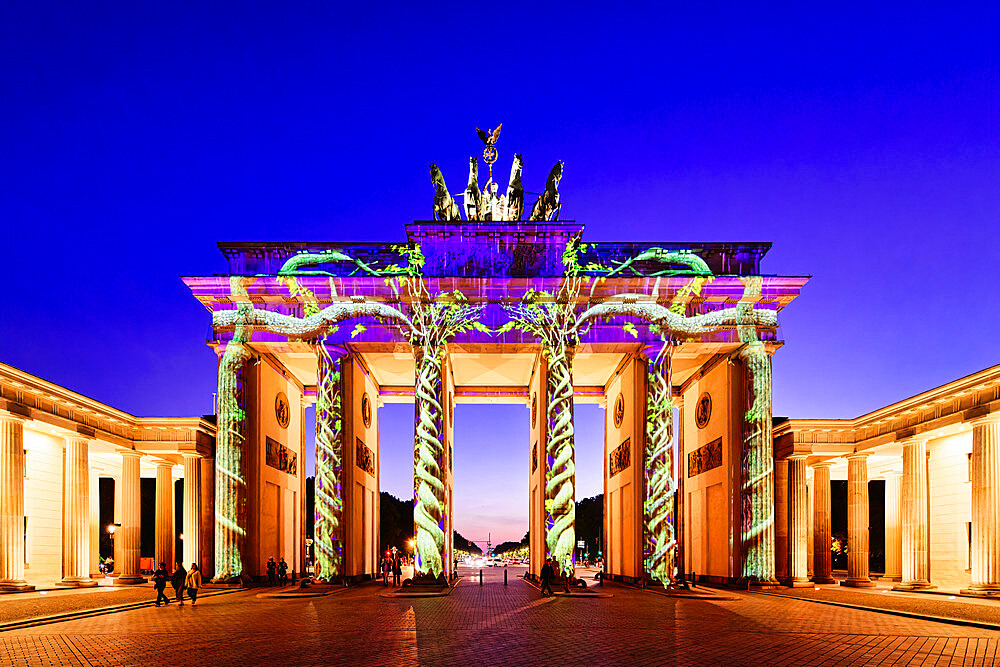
[171, 562, 187, 605]
[185, 563, 202, 605]
[266, 557, 277, 585]
[153, 562, 170, 606]
[392, 553, 402, 586]
[278, 557, 288, 585]
[540, 558, 554, 597]
[382, 556, 390, 586]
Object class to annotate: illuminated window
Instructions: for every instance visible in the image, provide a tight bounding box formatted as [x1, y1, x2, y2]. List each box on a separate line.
[967, 453, 973, 483]
[24, 517, 28, 565]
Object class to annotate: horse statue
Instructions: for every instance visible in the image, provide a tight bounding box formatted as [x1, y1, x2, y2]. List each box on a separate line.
[528, 160, 563, 221]
[464, 157, 483, 221]
[430, 163, 461, 221]
[504, 153, 524, 221]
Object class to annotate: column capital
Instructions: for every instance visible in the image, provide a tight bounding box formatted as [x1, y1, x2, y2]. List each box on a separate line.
[181, 452, 201, 460]
[63, 435, 92, 447]
[0, 410, 27, 424]
[787, 453, 810, 461]
[846, 451, 871, 461]
[968, 412, 1000, 427]
[810, 461, 835, 469]
[118, 449, 142, 459]
[153, 459, 175, 469]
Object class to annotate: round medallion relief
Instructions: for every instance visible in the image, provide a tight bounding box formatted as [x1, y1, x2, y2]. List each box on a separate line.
[613, 393, 625, 428]
[361, 392, 372, 428]
[275, 392, 290, 429]
[695, 392, 712, 429]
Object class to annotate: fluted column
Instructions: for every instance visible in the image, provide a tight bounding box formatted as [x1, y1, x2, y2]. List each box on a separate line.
[58, 437, 96, 586]
[964, 417, 1000, 596]
[896, 439, 932, 589]
[811, 463, 834, 583]
[0, 414, 32, 591]
[199, 457, 215, 579]
[89, 470, 100, 576]
[155, 462, 174, 569]
[842, 453, 874, 587]
[884, 472, 902, 580]
[807, 477, 814, 577]
[113, 475, 122, 573]
[183, 454, 201, 568]
[116, 451, 145, 584]
[774, 459, 788, 582]
[787, 456, 810, 586]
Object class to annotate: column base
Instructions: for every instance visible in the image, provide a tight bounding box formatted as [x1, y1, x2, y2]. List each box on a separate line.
[960, 585, 1000, 598]
[811, 576, 836, 584]
[784, 578, 813, 588]
[841, 578, 875, 588]
[0, 581, 35, 593]
[892, 581, 935, 591]
[113, 575, 147, 585]
[747, 578, 782, 590]
[56, 577, 99, 588]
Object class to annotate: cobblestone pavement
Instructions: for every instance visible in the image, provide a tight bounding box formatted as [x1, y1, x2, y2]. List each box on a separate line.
[0, 585, 161, 626]
[762, 580, 1000, 627]
[2, 567, 999, 666]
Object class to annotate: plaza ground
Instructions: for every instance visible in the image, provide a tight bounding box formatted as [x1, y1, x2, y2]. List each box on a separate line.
[2, 566, 1000, 665]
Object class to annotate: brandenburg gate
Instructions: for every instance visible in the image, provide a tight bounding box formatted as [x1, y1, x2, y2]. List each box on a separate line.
[183, 137, 807, 588]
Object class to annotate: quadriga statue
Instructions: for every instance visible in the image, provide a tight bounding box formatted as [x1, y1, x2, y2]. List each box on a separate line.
[430, 163, 461, 221]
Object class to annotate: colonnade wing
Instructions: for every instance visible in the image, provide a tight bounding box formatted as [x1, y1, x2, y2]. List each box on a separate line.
[527, 352, 548, 578]
[341, 353, 381, 580]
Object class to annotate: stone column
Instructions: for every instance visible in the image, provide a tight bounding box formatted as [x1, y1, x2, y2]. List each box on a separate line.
[786, 456, 810, 586]
[58, 437, 96, 586]
[0, 414, 32, 591]
[811, 463, 834, 583]
[807, 476, 814, 577]
[963, 416, 1000, 596]
[774, 459, 788, 582]
[896, 439, 932, 590]
[116, 451, 145, 584]
[884, 472, 902, 581]
[199, 457, 215, 579]
[155, 462, 174, 569]
[89, 470, 100, 576]
[314, 342, 347, 582]
[183, 455, 201, 568]
[842, 453, 874, 587]
[113, 475, 122, 573]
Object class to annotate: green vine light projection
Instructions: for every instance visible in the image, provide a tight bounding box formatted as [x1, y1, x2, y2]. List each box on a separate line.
[736, 276, 776, 583]
[214, 277, 253, 581]
[642, 337, 676, 587]
[396, 280, 483, 580]
[313, 342, 344, 581]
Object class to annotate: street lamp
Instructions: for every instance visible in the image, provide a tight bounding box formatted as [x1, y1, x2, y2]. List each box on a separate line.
[106, 523, 121, 575]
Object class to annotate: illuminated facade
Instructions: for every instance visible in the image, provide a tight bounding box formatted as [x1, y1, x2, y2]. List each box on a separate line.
[773, 365, 1000, 594]
[185, 143, 807, 586]
[0, 362, 215, 591]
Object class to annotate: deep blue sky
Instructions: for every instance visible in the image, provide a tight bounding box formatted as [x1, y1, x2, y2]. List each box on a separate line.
[2, 3, 996, 543]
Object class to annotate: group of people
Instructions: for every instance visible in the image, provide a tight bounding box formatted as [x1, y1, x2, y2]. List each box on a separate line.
[380, 553, 403, 586]
[266, 557, 289, 586]
[152, 562, 202, 606]
[538, 557, 572, 597]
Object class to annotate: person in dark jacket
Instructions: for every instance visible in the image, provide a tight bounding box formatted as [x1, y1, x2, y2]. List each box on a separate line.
[171, 562, 187, 605]
[392, 554, 402, 586]
[277, 557, 288, 585]
[540, 558, 554, 596]
[152, 562, 170, 606]
[266, 558, 277, 585]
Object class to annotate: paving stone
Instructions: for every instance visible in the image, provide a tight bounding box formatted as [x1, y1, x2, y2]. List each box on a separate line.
[1, 567, 997, 665]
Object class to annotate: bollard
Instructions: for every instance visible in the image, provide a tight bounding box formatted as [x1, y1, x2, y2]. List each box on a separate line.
[504, 568, 508, 585]
[479, 569, 483, 586]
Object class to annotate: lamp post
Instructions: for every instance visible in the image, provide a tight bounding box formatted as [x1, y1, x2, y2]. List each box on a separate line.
[107, 523, 121, 575]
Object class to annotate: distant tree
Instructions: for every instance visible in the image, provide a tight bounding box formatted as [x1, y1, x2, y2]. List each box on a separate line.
[454, 531, 483, 555]
[575, 494, 604, 556]
[493, 541, 522, 555]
